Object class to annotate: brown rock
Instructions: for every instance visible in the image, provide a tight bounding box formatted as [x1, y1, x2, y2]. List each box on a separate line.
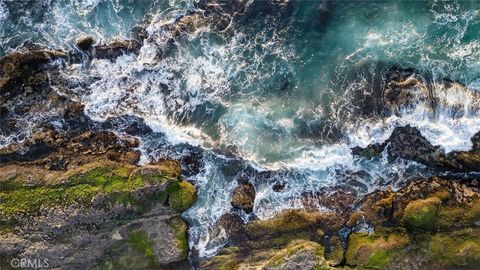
[231, 182, 255, 213]
[92, 39, 141, 60]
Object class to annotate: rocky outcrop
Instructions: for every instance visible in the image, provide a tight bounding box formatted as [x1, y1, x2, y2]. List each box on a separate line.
[383, 67, 431, 113]
[0, 160, 196, 269]
[352, 125, 480, 173]
[0, 45, 197, 269]
[75, 35, 94, 51]
[204, 176, 480, 270]
[382, 66, 480, 116]
[92, 39, 142, 60]
[0, 48, 68, 94]
[344, 176, 480, 269]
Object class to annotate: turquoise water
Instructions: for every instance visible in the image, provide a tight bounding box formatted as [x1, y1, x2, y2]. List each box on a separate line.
[2, 0, 480, 258]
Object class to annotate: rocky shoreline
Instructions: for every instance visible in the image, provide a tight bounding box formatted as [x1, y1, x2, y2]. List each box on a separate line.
[1, 2, 480, 269]
[210, 176, 480, 269]
[0, 41, 197, 269]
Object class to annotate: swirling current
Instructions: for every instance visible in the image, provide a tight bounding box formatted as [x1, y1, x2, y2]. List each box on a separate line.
[2, 0, 480, 259]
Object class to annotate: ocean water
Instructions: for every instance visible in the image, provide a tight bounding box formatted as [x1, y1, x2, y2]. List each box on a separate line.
[2, 0, 480, 258]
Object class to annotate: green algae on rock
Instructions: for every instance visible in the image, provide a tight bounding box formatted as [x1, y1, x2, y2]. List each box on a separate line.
[401, 197, 441, 231]
[0, 160, 197, 269]
[204, 177, 480, 270]
[0, 161, 195, 220]
[345, 229, 410, 268]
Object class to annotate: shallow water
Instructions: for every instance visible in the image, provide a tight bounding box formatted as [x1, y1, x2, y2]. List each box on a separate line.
[2, 0, 480, 258]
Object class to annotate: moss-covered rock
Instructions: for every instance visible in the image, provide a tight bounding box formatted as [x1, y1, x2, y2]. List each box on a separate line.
[0, 160, 196, 268]
[201, 247, 240, 270]
[0, 165, 139, 218]
[264, 240, 328, 270]
[202, 240, 334, 270]
[427, 228, 480, 268]
[401, 197, 441, 231]
[246, 210, 343, 239]
[0, 161, 196, 221]
[166, 216, 189, 258]
[167, 180, 197, 212]
[324, 236, 344, 266]
[436, 197, 480, 230]
[99, 215, 191, 268]
[98, 230, 157, 270]
[345, 229, 410, 268]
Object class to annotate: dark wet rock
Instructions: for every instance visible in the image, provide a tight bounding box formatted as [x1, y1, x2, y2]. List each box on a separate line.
[62, 102, 96, 134]
[317, 0, 335, 26]
[231, 182, 256, 213]
[0, 48, 68, 99]
[216, 213, 249, 244]
[0, 126, 141, 169]
[222, 158, 246, 176]
[131, 25, 149, 43]
[302, 187, 358, 217]
[76, 35, 94, 51]
[351, 144, 385, 159]
[92, 39, 141, 60]
[102, 115, 153, 136]
[272, 183, 285, 192]
[0, 140, 57, 164]
[351, 125, 480, 173]
[383, 66, 431, 113]
[379, 125, 447, 166]
[470, 130, 480, 152]
[179, 145, 203, 178]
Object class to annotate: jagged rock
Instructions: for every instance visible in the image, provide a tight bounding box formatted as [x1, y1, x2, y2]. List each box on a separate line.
[0, 48, 68, 100]
[92, 39, 141, 60]
[102, 115, 153, 136]
[0, 127, 141, 169]
[383, 67, 430, 113]
[379, 125, 449, 168]
[231, 182, 256, 213]
[352, 125, 480, 173]
[382, 66, 480, 117]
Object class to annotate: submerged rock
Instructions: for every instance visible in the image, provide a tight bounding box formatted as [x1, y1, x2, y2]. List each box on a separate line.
[382, 66, 480, 117]
[383, 67, 430, 113]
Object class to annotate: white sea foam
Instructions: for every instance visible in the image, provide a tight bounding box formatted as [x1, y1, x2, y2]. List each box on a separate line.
[182, 152, 239, 257]
[0, 2, 8, 21]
